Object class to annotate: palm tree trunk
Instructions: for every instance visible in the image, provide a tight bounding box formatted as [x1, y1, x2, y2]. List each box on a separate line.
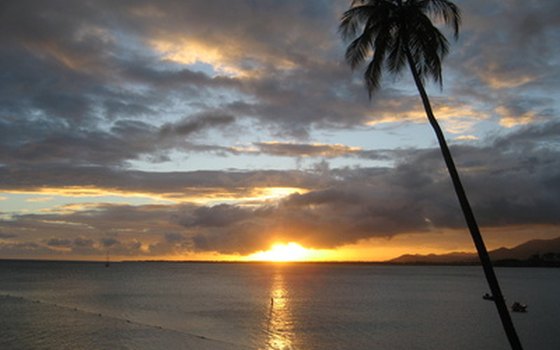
[405, 50, 523, 350]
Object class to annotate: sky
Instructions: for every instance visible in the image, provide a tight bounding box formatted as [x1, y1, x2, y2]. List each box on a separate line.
[1, 0, 559, 261]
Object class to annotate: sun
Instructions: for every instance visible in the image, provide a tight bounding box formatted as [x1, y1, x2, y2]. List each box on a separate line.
[246, 242, 312, 262]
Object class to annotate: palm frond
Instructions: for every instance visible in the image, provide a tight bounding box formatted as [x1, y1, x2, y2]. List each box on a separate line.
[418, 0, 461, 38]
[407, 11, 449, 86]
[339, 5, 373, 40]
[364, 22, 394, 96]
[345, 32, 373, 69]
[339, 0, 459, 94]
[386, 26, 406, 75]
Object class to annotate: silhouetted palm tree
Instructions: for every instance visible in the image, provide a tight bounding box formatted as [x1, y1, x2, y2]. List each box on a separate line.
[339, 1, 522, 349]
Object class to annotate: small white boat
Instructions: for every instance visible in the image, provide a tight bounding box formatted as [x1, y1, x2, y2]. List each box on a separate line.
[511, 302, 527, 313]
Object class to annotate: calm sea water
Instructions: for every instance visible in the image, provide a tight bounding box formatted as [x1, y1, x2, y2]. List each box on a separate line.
[0, 261, 558, 350]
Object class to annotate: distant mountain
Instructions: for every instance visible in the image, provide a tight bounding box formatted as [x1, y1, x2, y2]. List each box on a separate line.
[389, 252, 478, 264]
[389, 236, 560, 264]
[490, 237, 560, 261]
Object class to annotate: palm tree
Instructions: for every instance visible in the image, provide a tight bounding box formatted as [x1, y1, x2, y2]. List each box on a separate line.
[339, 1, 523, 349]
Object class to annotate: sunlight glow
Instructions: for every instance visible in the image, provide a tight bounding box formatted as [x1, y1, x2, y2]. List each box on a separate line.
[252, 187, 306, 201]
[189, 186, 307, 206]
[150, 38, 247, 77]
[485, 73, 536, 89]
[496, 106, 538, 128]
[365, 104, 485, 136]
[265, 271, 295, 349]
[1, 186, 306, 208]
[247, 242, 316, 262]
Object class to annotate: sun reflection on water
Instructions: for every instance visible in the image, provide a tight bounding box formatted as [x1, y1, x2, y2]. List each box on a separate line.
[263, 269, 295, 350]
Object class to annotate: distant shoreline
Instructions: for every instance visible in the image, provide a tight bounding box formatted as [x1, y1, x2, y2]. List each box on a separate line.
[1, 258, 559, 267]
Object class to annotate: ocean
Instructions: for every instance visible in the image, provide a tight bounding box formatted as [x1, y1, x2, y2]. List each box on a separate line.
[0, 261, 558, 349]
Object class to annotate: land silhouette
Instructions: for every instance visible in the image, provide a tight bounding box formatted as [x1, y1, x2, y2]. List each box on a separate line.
[390, 236, 560, 266]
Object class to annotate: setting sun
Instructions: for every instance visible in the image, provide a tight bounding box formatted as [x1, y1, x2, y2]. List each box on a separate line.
[246, 242, 314, 262]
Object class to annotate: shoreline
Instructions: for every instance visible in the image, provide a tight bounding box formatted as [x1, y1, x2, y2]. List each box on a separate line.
[1, 258, 558, 267]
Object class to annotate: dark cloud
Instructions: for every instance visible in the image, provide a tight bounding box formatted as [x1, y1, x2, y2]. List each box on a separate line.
[2, 120, 559, 257]
[46, 238, 73, 247]
[0, 242, 51, 258]
[0, 117, 159, 166]
[101, 238, 119, 248]
[2, 0, 557, 163]
[44, 237, 95, 250]
[447, 0, 560, 128]
[0, 112, 239, 166]
[160, 112, 235, 137]
[0, 166, 321, 197]
[164, 232, 187, 244]
[183, 124, 560, 254]
[0, 0, 423, 151]
[74, 238, 95, 248]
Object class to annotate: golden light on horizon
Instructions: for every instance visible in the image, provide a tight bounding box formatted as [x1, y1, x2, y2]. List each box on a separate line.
[243, 236, 469, 263]
[246, 242, 322, 262]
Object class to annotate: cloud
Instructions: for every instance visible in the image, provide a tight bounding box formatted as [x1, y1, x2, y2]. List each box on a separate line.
[160, 112, 235, 137]
[251, 142, 362, 158]
[46, 238, 73, 247]
[0, 112, 239, 166]
[0, 165, 321, 202]
[0, 1, 558, 259]
[2, 0, 556, 166]
[186, 123, 560, 253]
[101, 238, 119, 248]
[2, 120, 558, 257]
[495, 99, 553, 128]
[448, 0, 559, 129]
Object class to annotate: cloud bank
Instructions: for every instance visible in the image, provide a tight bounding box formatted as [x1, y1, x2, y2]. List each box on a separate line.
[1, 0, 558, 259]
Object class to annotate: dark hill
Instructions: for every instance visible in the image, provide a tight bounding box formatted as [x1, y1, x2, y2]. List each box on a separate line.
[389, 236, 560, 264]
